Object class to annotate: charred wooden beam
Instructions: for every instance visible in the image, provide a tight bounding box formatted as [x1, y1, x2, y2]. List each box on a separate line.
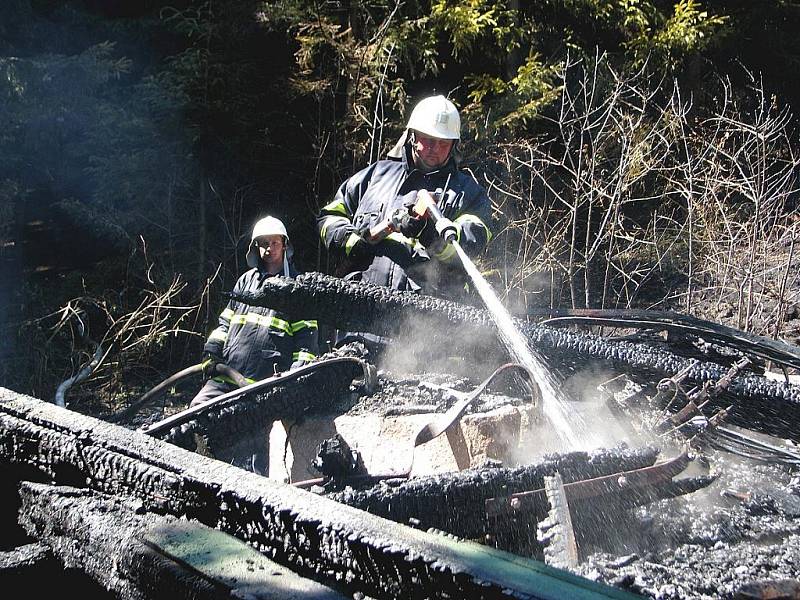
[329, 446, 662, 541]
[0, 389, 637, 599]
[18, 482, 346, 600]
[234, 273, 800, 441]
[328, 445, 712, 550]
[0, 543, 56, 578]
[148, 350, 366, 452]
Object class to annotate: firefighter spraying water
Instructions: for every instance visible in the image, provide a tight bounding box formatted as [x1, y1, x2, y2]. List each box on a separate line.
[398, 187, 590, 447]
[318, 95, 586, 444]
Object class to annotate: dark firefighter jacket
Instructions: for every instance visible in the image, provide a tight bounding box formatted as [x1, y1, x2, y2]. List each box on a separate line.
[202, 265, 318, 384]
[317, 144, 492, 295]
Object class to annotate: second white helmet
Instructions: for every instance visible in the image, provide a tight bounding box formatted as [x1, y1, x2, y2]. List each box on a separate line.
[250, 215, 288, 241]
[406, 95, 460, 140]
[246, 216, 292, 272]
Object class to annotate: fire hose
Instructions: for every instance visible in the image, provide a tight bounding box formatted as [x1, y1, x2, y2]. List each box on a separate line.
[109, 361, 248, 423]
[140, 356, 376, 438]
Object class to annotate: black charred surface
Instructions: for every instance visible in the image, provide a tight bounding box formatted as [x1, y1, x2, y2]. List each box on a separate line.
[232, 271, 496, 340]
[0, 542, 57, 578]
[0, 389, 635, 599]
[17, 482, 347, 600]
[330, 445, 660, 541]
[18, 483, 168, 600]
[0, 541, 115, 598]
[151, 350, 364, 451]
[0, 542, 54, 576]
[1, 462, 50, 550]
[235, 273, 800, 441]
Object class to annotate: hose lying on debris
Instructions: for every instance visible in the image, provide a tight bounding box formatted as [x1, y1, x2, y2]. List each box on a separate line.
[232, 272, 800, 442]
[537, 308, 800, 371]
[109, 362, 248, 423]
[143, 353, 373, 452]
[702, 427, 800, 466]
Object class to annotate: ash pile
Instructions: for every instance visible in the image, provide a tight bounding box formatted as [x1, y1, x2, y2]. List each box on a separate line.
[573, 369, 800, 599]
[304, 351, 800, 599]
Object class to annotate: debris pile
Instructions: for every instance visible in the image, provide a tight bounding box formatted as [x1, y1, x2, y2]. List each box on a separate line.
[4, 276, 800, 599]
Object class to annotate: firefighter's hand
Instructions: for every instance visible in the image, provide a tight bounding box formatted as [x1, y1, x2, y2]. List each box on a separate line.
[398, 213, 426, 239]
[200, 352, 223, 381]
[345, 231, 375, 257]
[380, 238, 430, 270]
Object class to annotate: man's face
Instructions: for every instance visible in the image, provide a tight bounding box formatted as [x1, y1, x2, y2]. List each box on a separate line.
[255, 234, 285, 272]
[411, 131, 454, 172]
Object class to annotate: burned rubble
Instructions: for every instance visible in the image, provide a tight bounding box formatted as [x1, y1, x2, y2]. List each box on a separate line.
[0, 387, 637, 599]
[237, 272, 800, 439]
[4, 276, 800, 599]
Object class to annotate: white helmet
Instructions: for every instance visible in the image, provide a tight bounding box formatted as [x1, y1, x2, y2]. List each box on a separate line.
[405, 95, 460, 140]
[246, 216, 292, 273]
[251, 215, 288, 241]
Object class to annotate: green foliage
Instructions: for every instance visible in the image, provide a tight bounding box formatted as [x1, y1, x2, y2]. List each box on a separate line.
[464, 53, 561, 137]
[625, 0, 727, 68]
[430, 0, 520, 57]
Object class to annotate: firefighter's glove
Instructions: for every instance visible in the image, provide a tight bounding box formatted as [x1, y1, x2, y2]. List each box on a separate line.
[379, 238, 430, 270]
[344, 232, 375, 260]
[200, 352, 223, 381]
[397, 213, 426, 239]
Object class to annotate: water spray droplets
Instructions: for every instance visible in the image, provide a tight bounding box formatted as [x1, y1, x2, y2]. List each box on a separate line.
[453, 243, 597, 450]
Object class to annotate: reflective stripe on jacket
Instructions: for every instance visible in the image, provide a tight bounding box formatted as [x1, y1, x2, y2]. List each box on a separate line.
[203, 266, 318, 380]
[317, 144, 492, 294]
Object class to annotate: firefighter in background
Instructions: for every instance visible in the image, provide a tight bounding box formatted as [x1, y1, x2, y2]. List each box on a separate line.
[190, 216, 318, 473]
[317, 94, 493, 298]
[192, 216, 318, 408]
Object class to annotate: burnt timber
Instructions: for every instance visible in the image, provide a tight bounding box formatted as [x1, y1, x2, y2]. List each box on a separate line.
[143, 352, 368, 452]
[0, 388, 638, 599]
[330, 446, 713, 554]
[234, 272, 800, 441]
[17, 482, 347, 600]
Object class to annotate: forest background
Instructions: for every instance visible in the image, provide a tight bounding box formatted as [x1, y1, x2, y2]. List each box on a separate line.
[1, 0, 799, 411]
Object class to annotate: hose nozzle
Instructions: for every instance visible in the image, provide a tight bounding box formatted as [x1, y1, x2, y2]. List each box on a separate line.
[413, 190, 458, 243]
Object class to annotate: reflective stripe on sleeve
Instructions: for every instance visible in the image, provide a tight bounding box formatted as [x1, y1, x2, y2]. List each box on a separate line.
[385, 231, 419, 248]
[220, 308, 235, 319]
[431, 242, 457, 262]
[320, 215, 351, 241]
[345, 232, 362, 256]
[291, 320, 318, 333]
[321, 199, 349, 216]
